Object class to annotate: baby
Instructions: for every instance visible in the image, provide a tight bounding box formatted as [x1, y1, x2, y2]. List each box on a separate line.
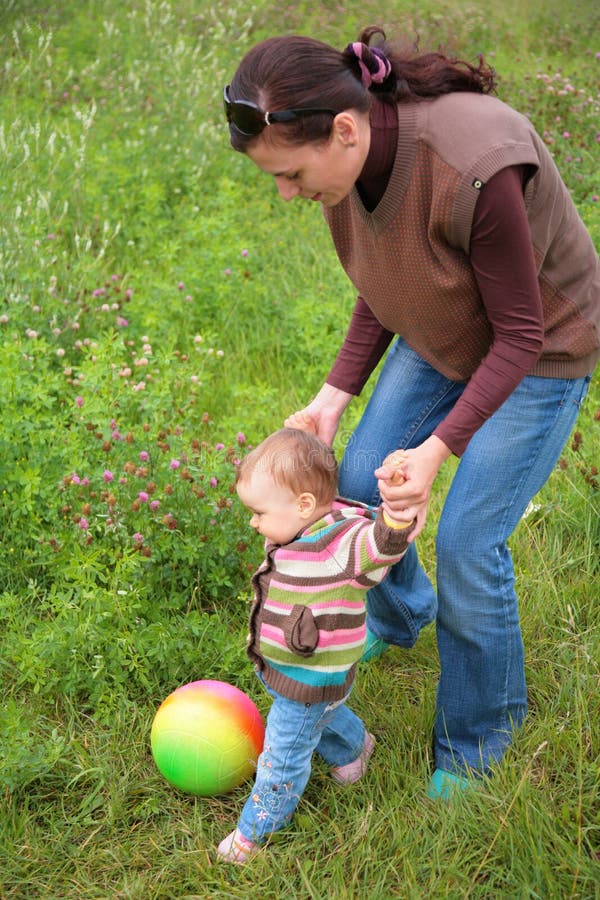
[217, 427, 414, 863]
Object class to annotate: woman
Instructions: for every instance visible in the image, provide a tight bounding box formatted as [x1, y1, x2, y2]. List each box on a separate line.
[223, 27, 599, 797]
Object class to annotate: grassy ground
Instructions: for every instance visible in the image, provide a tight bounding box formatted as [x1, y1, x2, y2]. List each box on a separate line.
[1, 0, 599, 897]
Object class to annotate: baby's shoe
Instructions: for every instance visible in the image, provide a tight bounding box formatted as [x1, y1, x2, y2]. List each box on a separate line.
[216, 828, 260, 864]
[330, 732, 376, 785]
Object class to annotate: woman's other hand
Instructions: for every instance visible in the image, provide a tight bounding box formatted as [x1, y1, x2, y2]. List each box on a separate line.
[285, 383, 354, 446]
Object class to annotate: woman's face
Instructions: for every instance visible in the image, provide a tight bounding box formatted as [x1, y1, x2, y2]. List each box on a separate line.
[245, 110, 370, 208]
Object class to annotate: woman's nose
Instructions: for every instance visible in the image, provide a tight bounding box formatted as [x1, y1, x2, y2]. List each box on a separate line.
[274, 177, 300, 201]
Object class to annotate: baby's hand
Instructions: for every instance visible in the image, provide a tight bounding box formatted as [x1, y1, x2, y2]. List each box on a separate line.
[379, 450, 413, 529]
[382, 449, 407, 485]
[285, 411, 318, 435]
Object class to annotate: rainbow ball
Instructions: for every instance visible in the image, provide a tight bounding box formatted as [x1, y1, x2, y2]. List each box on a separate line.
[151, 680, 265, 796]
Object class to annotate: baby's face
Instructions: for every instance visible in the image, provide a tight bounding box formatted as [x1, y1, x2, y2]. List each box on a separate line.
[236, 469, 306, 545]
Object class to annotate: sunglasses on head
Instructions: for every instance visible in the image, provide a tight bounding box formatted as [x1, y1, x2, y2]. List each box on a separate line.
[223, 85, 337, 137]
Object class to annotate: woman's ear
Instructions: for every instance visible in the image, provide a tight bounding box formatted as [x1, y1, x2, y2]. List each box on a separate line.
[332, 111, 360, 147]
[297, 491, 317, 519]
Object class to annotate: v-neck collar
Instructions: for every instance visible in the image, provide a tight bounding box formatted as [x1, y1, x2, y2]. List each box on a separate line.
[350, 103, 420, 234]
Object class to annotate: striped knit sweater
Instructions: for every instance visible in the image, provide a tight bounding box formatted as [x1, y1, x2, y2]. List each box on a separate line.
[246, 499, 415, 703]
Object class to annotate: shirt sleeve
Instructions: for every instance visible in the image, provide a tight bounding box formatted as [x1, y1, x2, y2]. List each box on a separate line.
[433, 164, 544, 456]
[325, 296, 394, 395]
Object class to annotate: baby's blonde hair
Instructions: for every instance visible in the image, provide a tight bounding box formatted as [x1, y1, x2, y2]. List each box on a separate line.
[236, 428, 338, 504]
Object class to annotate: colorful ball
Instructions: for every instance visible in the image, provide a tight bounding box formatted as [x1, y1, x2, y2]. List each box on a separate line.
[150, 680, 265, 796]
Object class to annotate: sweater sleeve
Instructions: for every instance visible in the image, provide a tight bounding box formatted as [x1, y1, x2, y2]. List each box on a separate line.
[325, 296, 394, 395]
[338, 508, 415, 581]
[433, 165, 544, 456]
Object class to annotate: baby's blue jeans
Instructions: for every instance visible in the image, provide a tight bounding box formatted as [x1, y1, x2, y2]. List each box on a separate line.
[237, 677, 365, 842]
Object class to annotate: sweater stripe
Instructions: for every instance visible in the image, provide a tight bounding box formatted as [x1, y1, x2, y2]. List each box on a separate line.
[264, 597, 364, 614]
[261, 637, 366, 668]
[268, 662, 350, 687]
[261, 622, 366, 649]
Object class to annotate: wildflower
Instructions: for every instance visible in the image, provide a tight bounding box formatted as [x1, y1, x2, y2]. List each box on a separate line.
[103, 470, 114, 482]
[562, 131, 570, 138]
[138, 491, 149, 503]
[116, 316, 129, 327]
[237, 432, 246, 445]
[56, 348, 65, 357]
[224, 268, 232, 276]
[170, 459, 180, 470]
[150, 500, 161, 511]
[75, 396, 84, 407]
[178, 281, 184, 290]
[132, 532, 144, 544]
[79, 517, 89, 530]
[139, 451, 149, 462]
[72, 473, 81, 485]
[194, 334, 203, 344]
[215, 442, 225, 451]
[241, 248, 249, 257]
[210, 477, 218, 488]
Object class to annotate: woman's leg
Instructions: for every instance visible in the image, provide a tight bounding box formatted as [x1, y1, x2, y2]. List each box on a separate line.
[434, 374, 591, 774]
[339, 338, 464, 645]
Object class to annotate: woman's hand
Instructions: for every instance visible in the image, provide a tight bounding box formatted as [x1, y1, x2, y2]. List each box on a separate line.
[285, 383, 354, 446]
[375, 435, 452, 541]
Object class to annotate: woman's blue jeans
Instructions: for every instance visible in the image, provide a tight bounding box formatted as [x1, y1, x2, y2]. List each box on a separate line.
[338, 338, 591, 775]
[238, 678, 365, 842]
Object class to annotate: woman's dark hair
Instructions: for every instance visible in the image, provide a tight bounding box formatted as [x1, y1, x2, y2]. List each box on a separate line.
[227, 25, 497, 151]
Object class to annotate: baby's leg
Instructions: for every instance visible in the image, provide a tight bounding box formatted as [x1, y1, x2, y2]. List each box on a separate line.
[218, 693, 328, 861]
[315, 701, 375, 784]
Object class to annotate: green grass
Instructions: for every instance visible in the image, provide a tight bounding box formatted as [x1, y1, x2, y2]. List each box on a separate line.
[1, 0, 599, 896]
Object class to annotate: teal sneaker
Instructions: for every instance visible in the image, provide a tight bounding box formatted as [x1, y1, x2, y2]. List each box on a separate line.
[361, 628, 390, 662]
[427, 768, 471, 799]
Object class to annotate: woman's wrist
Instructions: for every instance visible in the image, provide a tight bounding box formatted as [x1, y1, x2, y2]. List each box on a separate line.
[320, 381, 355, 413]
[420, 434, 452, 470]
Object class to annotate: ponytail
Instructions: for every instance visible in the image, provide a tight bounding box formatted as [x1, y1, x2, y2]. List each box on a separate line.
[352, 26, 497, 103]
